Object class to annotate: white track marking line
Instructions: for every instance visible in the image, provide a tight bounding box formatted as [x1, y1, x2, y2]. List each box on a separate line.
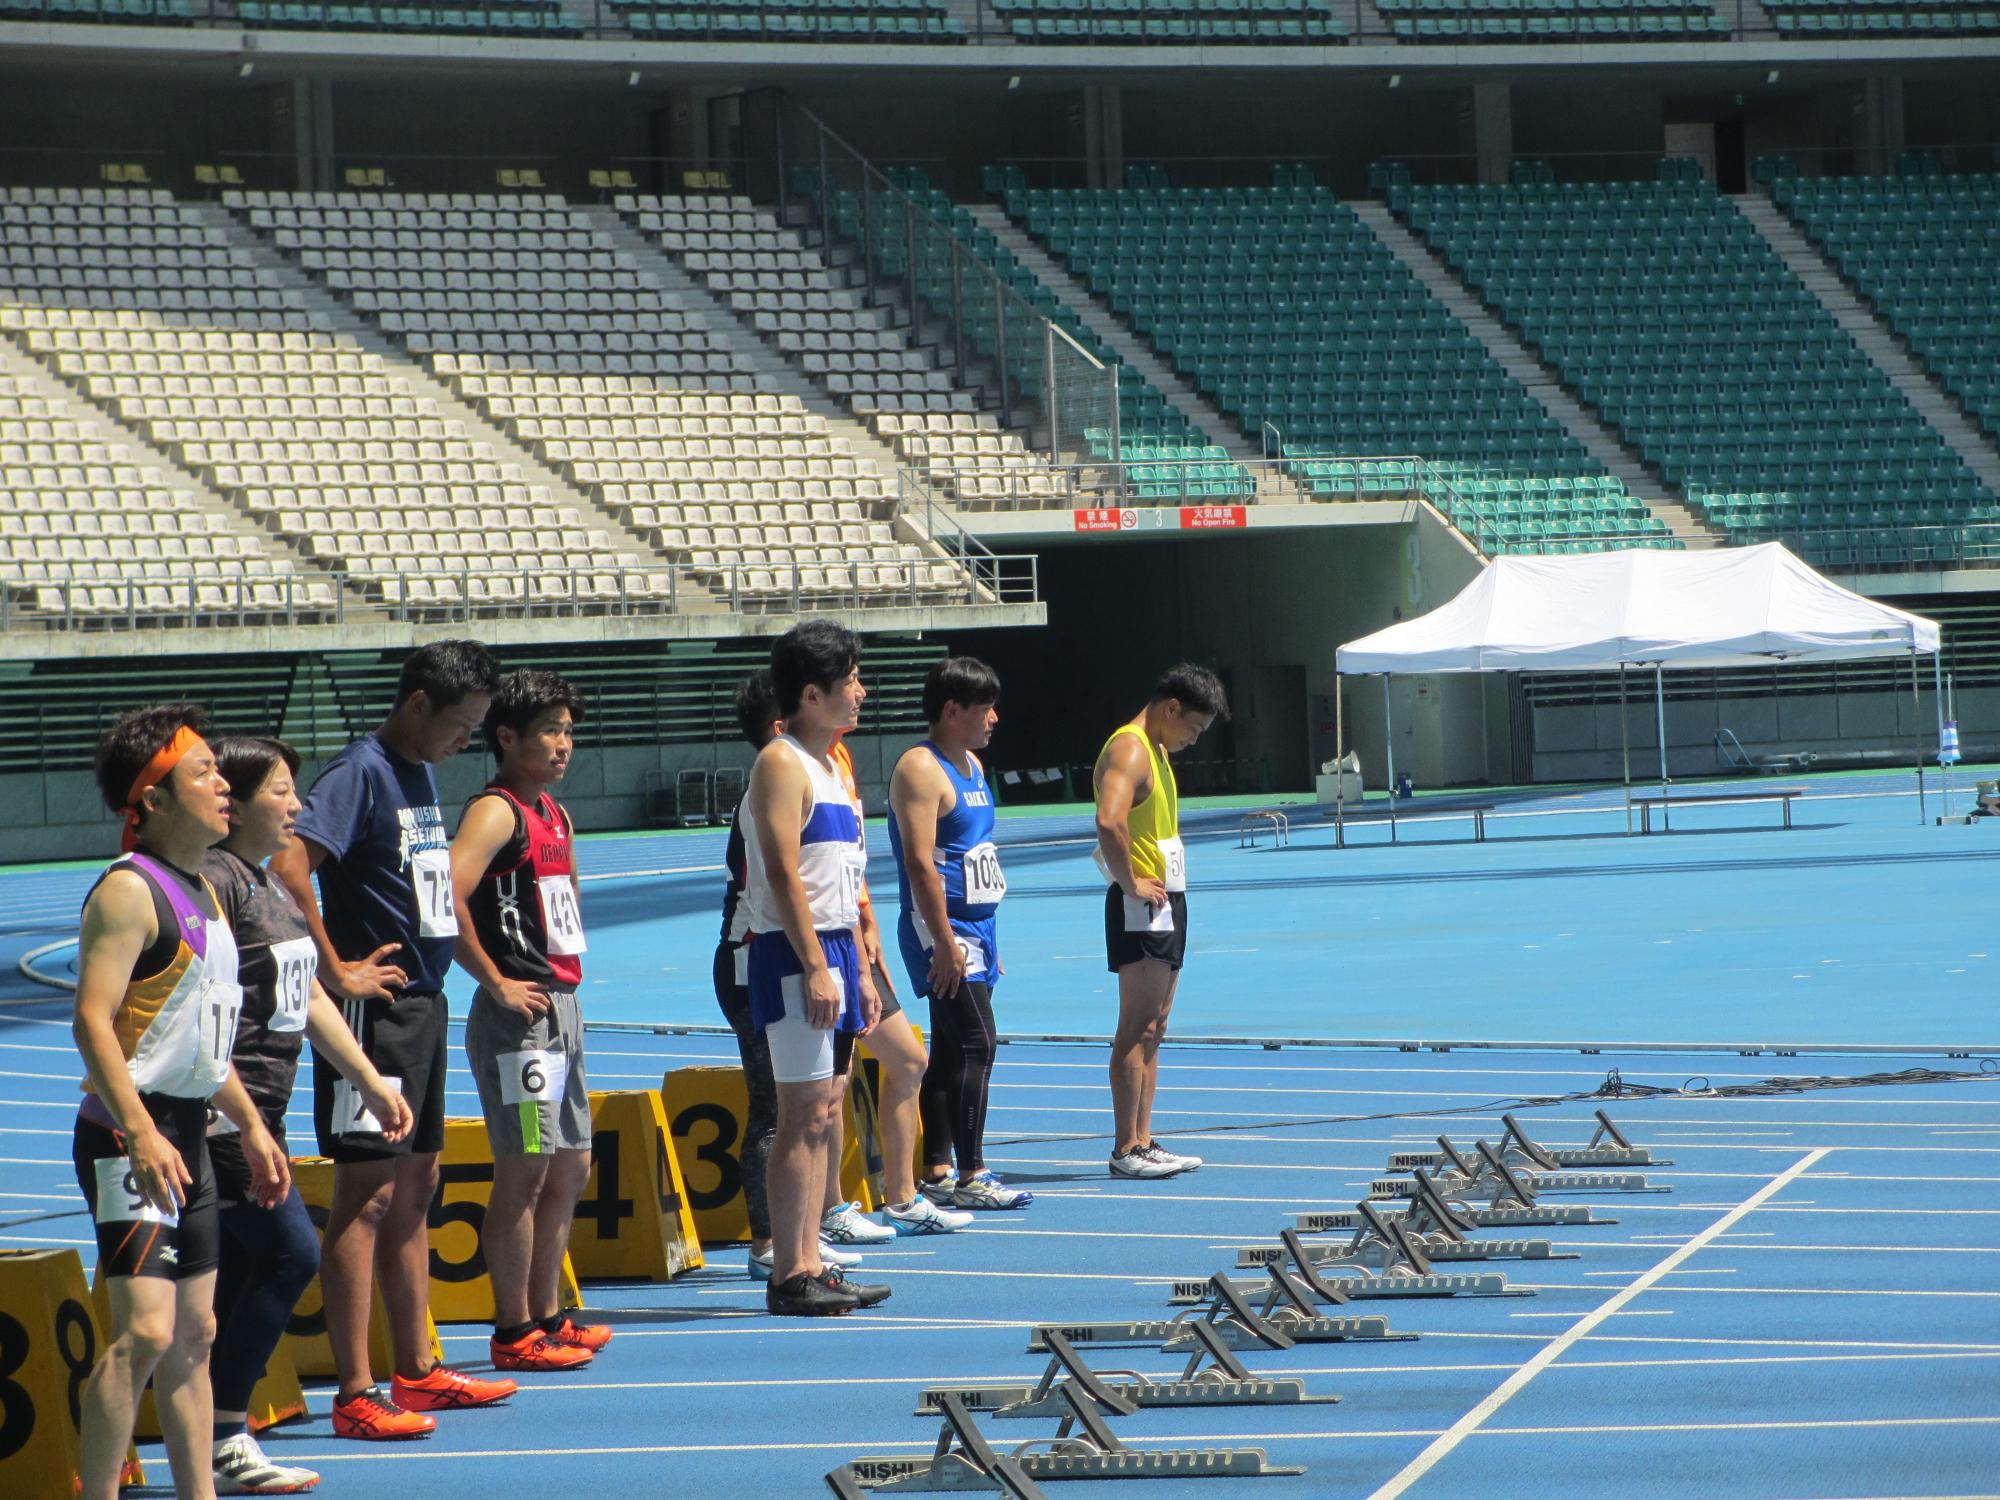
[248, 1412, 2000, 1466]
[1366, 1146, 1827, 1500]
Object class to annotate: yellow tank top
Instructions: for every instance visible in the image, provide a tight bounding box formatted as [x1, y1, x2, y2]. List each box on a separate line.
[1100, 722, 1178, 882]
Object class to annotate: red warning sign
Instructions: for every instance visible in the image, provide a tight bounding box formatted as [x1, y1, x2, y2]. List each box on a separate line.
[1180, 505, 1247, 530]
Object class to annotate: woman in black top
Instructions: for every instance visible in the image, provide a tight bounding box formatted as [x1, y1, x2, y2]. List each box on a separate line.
[201, 737, 412, 1494]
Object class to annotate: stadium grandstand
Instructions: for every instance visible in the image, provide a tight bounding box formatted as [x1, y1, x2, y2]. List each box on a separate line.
[2, 15, 2000, 1500]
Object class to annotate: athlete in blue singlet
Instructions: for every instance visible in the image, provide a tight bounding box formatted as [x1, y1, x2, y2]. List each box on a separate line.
[888, 657, 1030, 1212]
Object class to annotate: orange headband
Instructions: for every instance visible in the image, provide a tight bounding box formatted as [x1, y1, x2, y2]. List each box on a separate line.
[120, 725, 201, 853]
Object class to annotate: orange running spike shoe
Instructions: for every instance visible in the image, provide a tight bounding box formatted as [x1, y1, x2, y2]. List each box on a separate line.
[390, 1365, 518, 1412]
[549, 1315, 612, 1352]
[330, 1387, 436, 1442]
[491, 1328, 594, 1372]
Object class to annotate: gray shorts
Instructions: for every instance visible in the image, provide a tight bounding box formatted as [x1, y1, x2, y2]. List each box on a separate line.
[466, 987, 592, 1156]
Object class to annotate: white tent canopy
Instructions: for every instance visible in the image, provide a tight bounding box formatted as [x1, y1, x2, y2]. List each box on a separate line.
[1329, 544, 1946, 838]
[1336, 543, 1939, 676]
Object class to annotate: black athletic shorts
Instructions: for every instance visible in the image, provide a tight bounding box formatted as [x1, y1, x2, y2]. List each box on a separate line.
[75, 1094, 220, 1281]
[314, 990, 449, 1160]
[871, 959, 903, 1021]
[1104, 886, 1190, 972]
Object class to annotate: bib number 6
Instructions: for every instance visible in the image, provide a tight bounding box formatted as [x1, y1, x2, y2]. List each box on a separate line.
[500, 1048, 567, 1105]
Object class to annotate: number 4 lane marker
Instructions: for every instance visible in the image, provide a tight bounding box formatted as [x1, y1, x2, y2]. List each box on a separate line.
[1367, 1147, 1831, 1500]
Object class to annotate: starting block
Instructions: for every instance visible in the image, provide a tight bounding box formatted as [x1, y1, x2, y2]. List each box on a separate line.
[919, 1325, 1337, 1418]
[1386, 1111, 1665, 1173]
[850, 1385, 1303, 1490]
[1030, 1268, 1410, 1353]
[1373, 1138, 1658, 1203]
[1261, 1174, 1574, 1265]
[1173, 1220, 1526, 1302]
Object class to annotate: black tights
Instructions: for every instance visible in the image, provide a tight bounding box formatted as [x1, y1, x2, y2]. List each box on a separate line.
[713, 942, 778, 1242]
[918, 979, 996, 1177]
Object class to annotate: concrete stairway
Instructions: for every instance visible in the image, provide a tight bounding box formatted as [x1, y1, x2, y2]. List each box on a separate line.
[1351, 200, 1720, 547]
[963, 203, 1312, 506]
[580, 206, 913, 493]
[1732, 192, 2000, 500]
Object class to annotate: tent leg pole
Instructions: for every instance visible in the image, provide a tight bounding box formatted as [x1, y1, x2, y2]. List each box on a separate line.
[1912, 649, 1925, 825]
[1619, 663, 1632, 837]
[1655, 663, 1668, 832]
[1383, 675, 1398, 846]
[1935, 651, 1949, 821]
[1334, 675, 1346, 849]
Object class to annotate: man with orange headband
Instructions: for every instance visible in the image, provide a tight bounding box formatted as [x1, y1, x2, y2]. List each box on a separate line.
[71, 704, 292, 1500]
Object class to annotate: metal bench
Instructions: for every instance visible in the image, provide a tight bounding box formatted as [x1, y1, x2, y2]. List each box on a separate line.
[1237, 810, 1290, 848]
[1632, 786, 1804, 834]
[1330, 802, 1495, 846]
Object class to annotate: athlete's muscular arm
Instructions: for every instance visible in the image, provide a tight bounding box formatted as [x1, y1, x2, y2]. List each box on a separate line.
[750, 742, 841, 1030]
[448, 796, 551, 1019]
[1094, 732, 1166, 909]
[303, 982, 414, 1142]
[891, 748, 965, 999]
[269, 836, 409, 1004]
[209, 1068, 292, 1208]
[72, 870, 188, 1214]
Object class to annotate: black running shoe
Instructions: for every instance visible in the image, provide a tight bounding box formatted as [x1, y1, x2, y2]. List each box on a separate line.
[767, 1271, 859, 1317]
[820, 1265, 891, 1308]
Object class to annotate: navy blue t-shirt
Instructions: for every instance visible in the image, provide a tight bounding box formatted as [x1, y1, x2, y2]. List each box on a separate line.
[295, 733, 456, 996]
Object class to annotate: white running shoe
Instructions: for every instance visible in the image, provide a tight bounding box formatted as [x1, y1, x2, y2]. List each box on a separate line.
[951, 1170, 1034, 1210]
[822, 1200, 896, 1244]
[884, 1195, 974, 1235]
[213, 1432, 320, 1495]
[820, 1237, 864, 1267]
[750, 1240, 860, 1279]
[918, 1173, 960, 1206]
[1110, 1146, 1184, 1179]
[1145, 1142, 1202, 1172]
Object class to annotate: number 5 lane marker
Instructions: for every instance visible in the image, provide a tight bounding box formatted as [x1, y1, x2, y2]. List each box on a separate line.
[1367, 1147, 1832, 1500]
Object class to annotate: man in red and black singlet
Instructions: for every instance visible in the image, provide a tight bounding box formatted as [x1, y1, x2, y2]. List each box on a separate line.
[450, 669, 611, 1373]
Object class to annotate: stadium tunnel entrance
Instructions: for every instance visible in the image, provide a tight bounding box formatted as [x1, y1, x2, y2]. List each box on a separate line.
[933, 514, 1508, 801]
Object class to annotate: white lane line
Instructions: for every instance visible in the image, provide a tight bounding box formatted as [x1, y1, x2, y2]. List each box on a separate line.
[245, 1412, 2000, 1466]
[1366, 1146, 1827, 1500]
[1509, 1310, 1675, 1319]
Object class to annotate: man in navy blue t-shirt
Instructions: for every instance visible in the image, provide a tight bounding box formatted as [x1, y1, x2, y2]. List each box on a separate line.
[270, 639, 513, 1439]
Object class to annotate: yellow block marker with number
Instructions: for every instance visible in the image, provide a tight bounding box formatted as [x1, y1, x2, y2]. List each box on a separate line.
[566, 1091, 704, 1280]
[0, 1249, 143, 1495]
[426, 1117, 584, 1323]
[280, 1158, 446, 1378]
[662, 1035, 923, 1246]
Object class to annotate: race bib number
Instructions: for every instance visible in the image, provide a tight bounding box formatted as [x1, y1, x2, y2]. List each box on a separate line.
[408, 846, 458, 937]
[268, 936, 316, 1033]
[499, 1048, 567, 1105]
[1123, 894, 1176, 934]
[198, 981, 245, 1079]
[1158, 836, 1188, 893]
[837, 850, 866, 923]
[963, 841, 1007, 906]
[94, 1154, 177, 1227]
[333, 1074, 402, 1137]
[538, 875, 587, 956]
[913, 911, 987, 977]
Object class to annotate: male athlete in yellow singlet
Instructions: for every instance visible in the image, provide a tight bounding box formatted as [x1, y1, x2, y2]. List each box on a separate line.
[1091, 663, 1229, 1179]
